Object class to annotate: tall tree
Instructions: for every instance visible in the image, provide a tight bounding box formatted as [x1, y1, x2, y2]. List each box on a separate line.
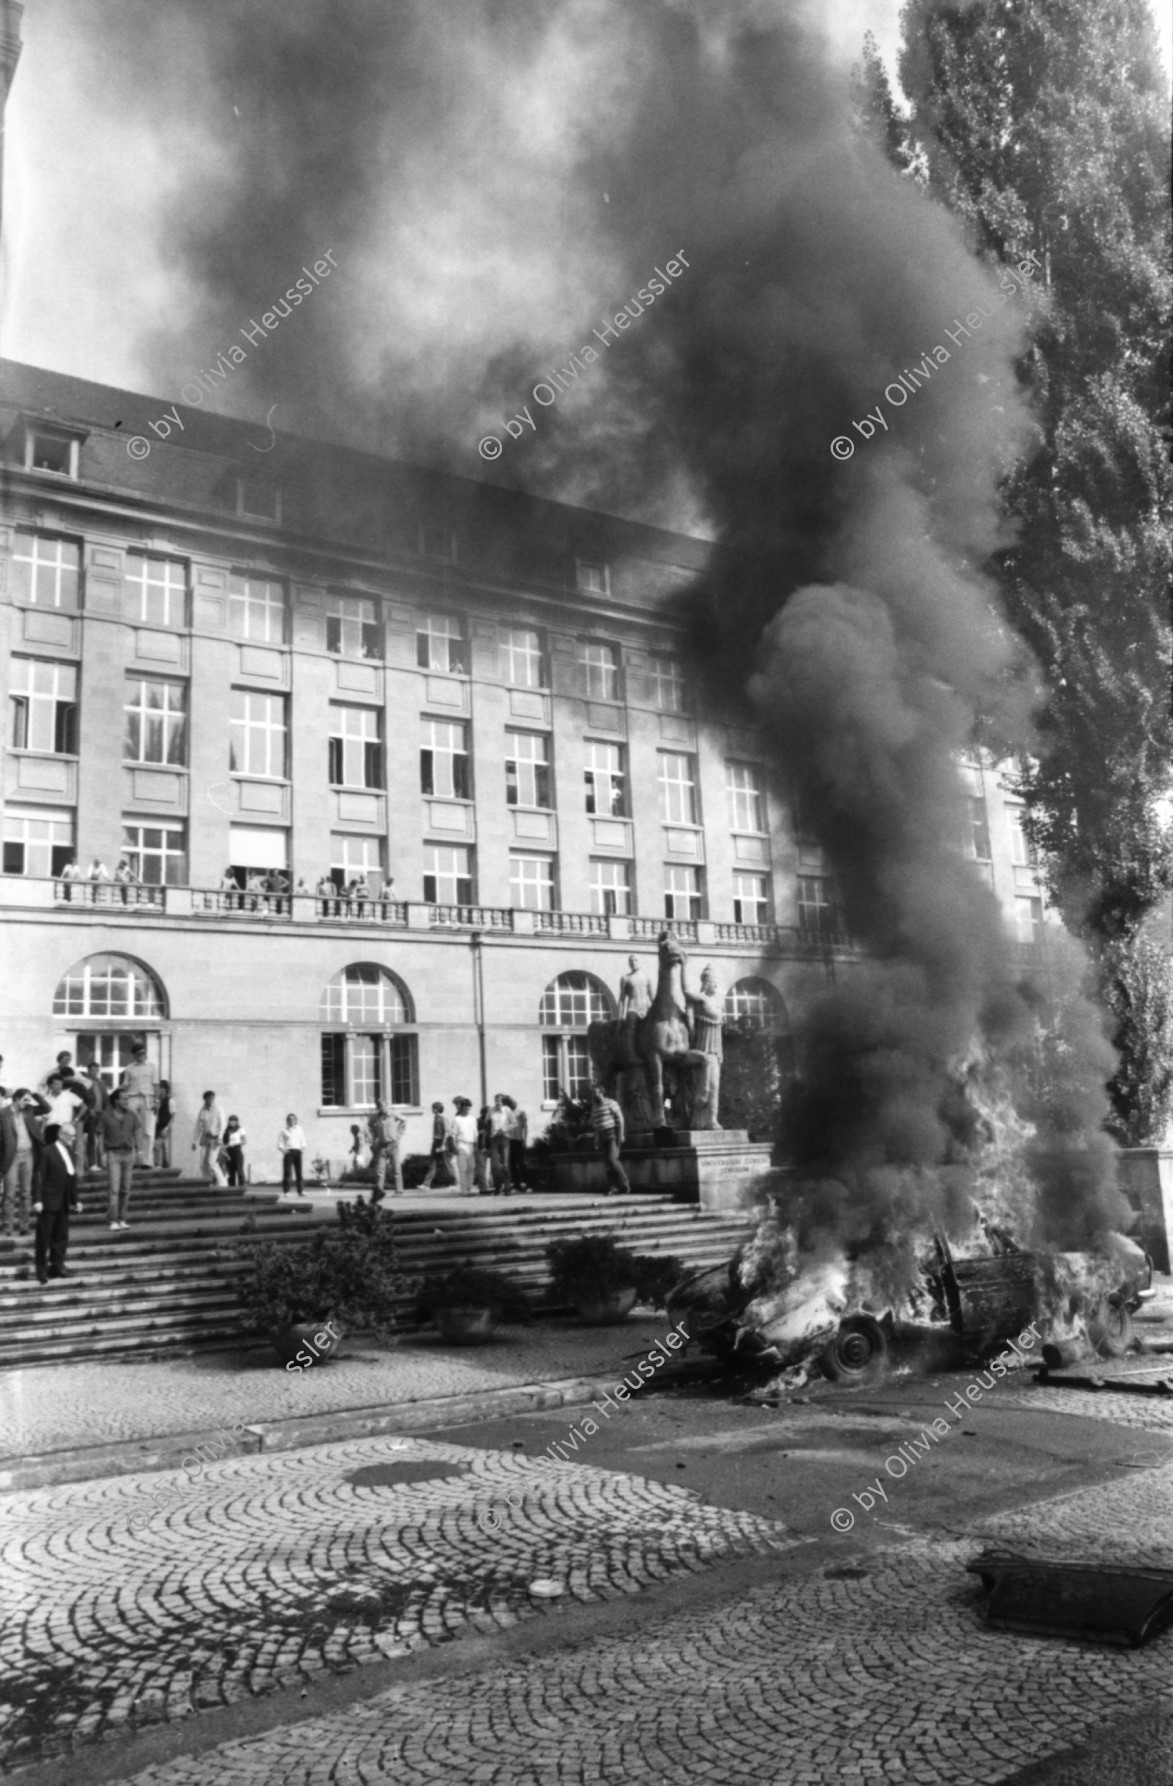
[895, 0, 1173, 1141]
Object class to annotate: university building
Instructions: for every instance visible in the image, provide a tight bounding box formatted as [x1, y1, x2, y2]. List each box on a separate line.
[0, 359, 1054, 1172]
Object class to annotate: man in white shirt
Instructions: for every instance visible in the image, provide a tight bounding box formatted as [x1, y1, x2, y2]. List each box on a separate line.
[278, 1113, 308, 1197]
[449, 1097, 478, 1198]
[41, 1073, 86, 1162]
[192, 1091, 227, 1186]
[488, 1094, 514, 1195]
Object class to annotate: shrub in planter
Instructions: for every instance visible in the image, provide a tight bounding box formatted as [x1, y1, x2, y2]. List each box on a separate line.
[233, 1193, 420, 1358]
[545, 1232, 685, 1321]
[415, 1265, 531, 1345]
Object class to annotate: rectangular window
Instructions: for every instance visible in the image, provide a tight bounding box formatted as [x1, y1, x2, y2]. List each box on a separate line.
[326, 593, 382, 661]
[727, 761, 765, 833]
[510, 854, 555, 911]
[2, 804, 75, 878]
[229, 689, 288, 779]
[424, 844, 473, 906]
[505, 731, 550, 808]
[580, 639, 620, 701]
[584, 740, 627, 817]
[125, 553, 187, 629]
[228, 573, 287, 644]
[798, 875, 845, 939]
[1007, 805, 1035, 868]
[650, 655, 685, 712]
[329, 704, 384, 790]
[658, 752, 698, 825]
[10, 531, 80, 610]
[500, 627, 546, 689]
[10, 659, 77, 755]
[415, 613, 466, 672]
[664, 864, 702, 922]
[420, 719, 469, 799]
[733, 872, 770, 926]
[320, 1034, 419, 1109]
[227, 824, 288, 889]
[965, 796, 992, 861]
[26, 430, 78, 476]
[576, 559, 609, 596]
[590, 858, 631, 916]
[1016, 895, 1044, 946]
[330, 834, 384, 889]
[124, 678, 187, 767]
[543, 1034, 591, 1102]
[321, 1034, 347, 1108]
[237, 480, 281, 521]
[122, 821, 187, 886]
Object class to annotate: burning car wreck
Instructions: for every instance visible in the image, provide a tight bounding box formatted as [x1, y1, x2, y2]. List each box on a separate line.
[669, 1206, 1153, 1387]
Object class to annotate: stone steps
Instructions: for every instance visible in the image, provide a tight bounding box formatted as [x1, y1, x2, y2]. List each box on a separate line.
[0, 1186, 752, 1367]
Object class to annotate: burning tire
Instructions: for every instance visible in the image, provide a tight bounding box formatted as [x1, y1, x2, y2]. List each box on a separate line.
[818, 1314, 889, 1384]
[1087, 1298, 1133, 1359]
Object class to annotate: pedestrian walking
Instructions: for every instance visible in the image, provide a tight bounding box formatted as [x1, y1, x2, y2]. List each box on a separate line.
[222, 1115, 247, 1186]
[420, 1101, 452, 1188]
[119, 1042, 158, 1167]
[99, 1087, 141, 1229]
[81, 1063, 108, 1173]
[449, 1097, 478, 1197]
[504, 1094, 529, 1191]
[278, 1113, 307, 1197]
[368, 1099, 404, 1199]
[488, 1094, 513, 1195]
[153, 1080, 173, 1167]
[33, 1123, 81, 1283]
[192, 1091, 227, 1186]
[590, 1085, 631, 1196]
[0, 1088, 38, 1238]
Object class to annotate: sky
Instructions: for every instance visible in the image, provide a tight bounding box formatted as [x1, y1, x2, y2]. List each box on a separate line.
[0, 0, 1166, 465]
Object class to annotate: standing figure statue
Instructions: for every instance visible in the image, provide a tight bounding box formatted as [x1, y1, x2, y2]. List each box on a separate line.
[682, 962, 723, 1130]
[616, 955, 653, 1066]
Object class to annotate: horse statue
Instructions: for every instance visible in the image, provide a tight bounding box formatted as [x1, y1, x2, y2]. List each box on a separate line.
[588, 929, 721, 1132]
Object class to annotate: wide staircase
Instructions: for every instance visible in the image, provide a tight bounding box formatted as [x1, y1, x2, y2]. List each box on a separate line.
[0, 1174, 753, 1368]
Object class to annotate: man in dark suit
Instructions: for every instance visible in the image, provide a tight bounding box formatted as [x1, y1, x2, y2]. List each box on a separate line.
[33, 1122, 82, 1284]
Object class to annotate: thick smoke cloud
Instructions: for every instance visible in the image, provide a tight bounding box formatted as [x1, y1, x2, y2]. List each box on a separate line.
[67, 0, 1127, 1247]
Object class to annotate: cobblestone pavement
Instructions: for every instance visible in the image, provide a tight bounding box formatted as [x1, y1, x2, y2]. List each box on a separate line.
[84, 1461, 1173, 1786]
[0, 1317, 675, 1461]
[0, 1434, 793, 1769]
[1000, 1360, 1173, 1434]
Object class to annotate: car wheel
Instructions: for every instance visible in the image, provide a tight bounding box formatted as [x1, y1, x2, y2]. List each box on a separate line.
[819, 1314, 889, 1384]
[1088, 1299, 1133, 1358]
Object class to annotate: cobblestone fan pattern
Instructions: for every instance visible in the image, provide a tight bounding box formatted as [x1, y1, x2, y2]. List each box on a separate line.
[0, 1319, 673, 1459]
[1002, 1379, 1173, 1432]
[102, 1466, 1173, 1786]
[0, 1436, 793, 1767]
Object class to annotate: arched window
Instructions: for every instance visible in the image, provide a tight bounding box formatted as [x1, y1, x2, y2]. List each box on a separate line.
[539, 972, 614, 1102]
[320, 965, 417, 1108]
[53, 953, 166, 1020]
[724, 976, 788, 1031]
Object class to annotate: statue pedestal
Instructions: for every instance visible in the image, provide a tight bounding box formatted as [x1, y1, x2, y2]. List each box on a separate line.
[551, 1130, 777, 1212]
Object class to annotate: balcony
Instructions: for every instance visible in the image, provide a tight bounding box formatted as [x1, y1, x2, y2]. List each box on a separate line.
[4, 878, 859, 955]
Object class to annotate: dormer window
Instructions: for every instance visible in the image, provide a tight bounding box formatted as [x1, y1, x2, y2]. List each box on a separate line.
[576, 558, 609, 596]
[237, 478, 281, 521]
[25, 427, 80, 478]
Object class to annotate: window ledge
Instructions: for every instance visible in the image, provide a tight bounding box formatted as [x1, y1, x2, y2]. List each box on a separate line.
[317, 1107, 422, 1118]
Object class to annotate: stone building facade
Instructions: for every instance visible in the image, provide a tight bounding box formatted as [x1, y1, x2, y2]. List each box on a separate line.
[0, 359, 1054, 1176]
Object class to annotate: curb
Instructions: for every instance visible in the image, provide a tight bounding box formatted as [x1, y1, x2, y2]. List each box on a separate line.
[0, 1360, 725, 1494]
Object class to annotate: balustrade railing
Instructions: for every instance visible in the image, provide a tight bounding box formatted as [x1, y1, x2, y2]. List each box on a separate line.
[315, 896, 407, 925]
[427, 903, 513, 931]
[53, 881, 164, 910]
[195, 890, 291, 917]
[535, 910, 608, 935]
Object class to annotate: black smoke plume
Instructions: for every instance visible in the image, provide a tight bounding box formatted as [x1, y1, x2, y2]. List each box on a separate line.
[62, 0, 1129, 1249]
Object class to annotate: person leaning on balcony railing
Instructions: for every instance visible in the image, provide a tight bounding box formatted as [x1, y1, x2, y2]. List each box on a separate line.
[315, 871, 336, 916]
[114, 857, 139, 905]
[348, 873, 370, 917]
[57, 856, 82, 900]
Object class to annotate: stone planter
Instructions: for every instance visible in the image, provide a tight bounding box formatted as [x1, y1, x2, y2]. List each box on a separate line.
[435, 1305, 499, 1345]
[269, 1318, 345, 1368]
[575, 1286, 638, 1326]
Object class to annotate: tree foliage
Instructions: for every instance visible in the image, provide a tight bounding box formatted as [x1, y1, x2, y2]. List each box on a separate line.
[893, 0, 1173, 1132]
